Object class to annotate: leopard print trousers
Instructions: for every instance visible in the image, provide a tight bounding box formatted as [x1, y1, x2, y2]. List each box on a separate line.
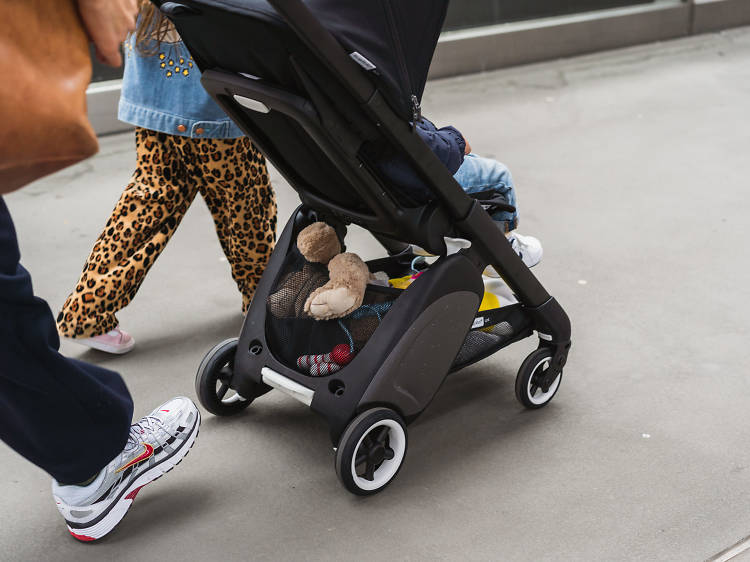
[57, 127, 277, 338]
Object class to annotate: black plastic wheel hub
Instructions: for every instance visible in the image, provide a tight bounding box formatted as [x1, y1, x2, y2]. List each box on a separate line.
[356, 427, 395, 481]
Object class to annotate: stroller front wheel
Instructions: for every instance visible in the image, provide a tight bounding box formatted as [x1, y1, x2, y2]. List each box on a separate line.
[515, 348, 562, 409]
[195, 338, 253, 416]
[335, 408, 408, 496]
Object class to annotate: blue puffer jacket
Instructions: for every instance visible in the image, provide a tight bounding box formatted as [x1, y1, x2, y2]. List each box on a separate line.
[375, 117, 466, 203]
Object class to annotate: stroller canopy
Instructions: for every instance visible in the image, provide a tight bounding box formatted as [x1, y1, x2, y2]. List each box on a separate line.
[192, 0, 450, 119]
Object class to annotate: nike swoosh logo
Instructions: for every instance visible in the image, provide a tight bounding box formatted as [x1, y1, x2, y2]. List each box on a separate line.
[116, 443, 155, 473]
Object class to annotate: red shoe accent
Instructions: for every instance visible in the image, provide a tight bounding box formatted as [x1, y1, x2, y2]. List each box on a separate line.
[115, 443, 154, 473]
[124, 484, 146, 500]
[70, 530, 96, 542]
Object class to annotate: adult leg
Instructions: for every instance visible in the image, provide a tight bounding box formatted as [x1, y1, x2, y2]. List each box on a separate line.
[453, 153, 519, 233]
[0, 197, 133, 484]
[185, 136, 277, 312]
[57, 128, 199, 338]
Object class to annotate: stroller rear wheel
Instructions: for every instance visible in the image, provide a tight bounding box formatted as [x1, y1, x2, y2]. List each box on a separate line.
[515, 348, 562, 409]
[335, 408, 407, 496]
[195, 338, 254, 416]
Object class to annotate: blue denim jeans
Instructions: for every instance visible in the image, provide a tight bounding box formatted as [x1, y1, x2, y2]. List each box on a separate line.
[453, 154, 518, 233]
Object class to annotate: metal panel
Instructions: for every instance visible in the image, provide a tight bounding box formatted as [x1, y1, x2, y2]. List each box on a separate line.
[692, 0, 750, 33]
[443, 0, 655, 29]
[429, 1, 690, 79]
[86, 80, 130, 136]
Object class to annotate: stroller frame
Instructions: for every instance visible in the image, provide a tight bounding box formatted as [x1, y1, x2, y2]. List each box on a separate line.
[163, 0, 572, 495]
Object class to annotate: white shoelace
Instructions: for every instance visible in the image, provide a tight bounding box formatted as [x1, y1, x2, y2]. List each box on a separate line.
[127, 415, 166, 448]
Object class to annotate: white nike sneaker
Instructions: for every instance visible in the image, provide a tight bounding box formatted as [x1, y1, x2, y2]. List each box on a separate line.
[507, 232, 543, 268]
[483, 233, 543, 279]
[52, 397, 200, 541]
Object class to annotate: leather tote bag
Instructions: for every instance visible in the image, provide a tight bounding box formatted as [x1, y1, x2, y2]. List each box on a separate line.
[0, 0, 99, 195]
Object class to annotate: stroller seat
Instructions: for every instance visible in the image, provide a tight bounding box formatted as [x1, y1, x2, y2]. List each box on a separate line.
[157, 0, 572, 496]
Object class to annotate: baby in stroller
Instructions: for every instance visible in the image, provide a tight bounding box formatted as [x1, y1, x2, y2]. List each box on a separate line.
[376, 115, 543, 268]
[298, 113, 544, 322]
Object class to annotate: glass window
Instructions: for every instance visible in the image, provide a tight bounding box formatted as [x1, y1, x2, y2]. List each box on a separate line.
[444, 0, 656, 31]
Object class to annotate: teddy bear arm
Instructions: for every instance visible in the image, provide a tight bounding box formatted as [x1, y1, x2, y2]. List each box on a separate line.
[328, 253, 371, 288]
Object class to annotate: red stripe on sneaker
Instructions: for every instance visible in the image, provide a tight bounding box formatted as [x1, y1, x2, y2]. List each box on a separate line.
[116, 443, 154, 473]
[70, 530, 96, 542]
[125, 484, 146, 500]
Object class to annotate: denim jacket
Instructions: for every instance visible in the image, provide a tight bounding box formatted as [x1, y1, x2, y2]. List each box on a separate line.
[118, 35, 243, 139]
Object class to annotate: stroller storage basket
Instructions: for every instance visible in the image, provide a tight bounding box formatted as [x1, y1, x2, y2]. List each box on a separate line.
[452, 304, 532, 370]
[266, 248, 402, 376]
[265, 243, 534, 377]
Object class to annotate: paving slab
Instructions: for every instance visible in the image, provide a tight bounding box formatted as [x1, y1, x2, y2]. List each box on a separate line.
[2, 28, 750, 561]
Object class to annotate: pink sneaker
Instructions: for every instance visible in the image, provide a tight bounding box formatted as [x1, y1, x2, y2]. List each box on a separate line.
[71, 327, 135, 355]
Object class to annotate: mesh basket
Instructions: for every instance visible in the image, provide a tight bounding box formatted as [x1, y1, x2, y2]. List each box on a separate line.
[266, 247, 530, 376]
[451, 305, 530, 370]
[266, 249, 400, 376]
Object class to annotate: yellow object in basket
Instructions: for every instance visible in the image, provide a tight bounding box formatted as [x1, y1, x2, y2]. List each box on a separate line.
[479, 290, 500, 312]
[388, 274, 417, 290]
[389, 273, 502, 312]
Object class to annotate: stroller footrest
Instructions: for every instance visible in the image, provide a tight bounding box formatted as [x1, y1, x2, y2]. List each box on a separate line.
[261, 367, 314, 406]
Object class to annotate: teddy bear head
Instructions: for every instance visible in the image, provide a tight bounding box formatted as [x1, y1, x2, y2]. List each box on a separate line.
[297, 222, 341, 264]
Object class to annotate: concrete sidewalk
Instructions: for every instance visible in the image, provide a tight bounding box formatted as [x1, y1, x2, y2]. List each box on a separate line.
[3, 28, 750, 561]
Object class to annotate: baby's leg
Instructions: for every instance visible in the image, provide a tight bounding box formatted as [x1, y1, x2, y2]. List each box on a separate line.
[453, 154, 519, 233]
[454, 154, 542, 268]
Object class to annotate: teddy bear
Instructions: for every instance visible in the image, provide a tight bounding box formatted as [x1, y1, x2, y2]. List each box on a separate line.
[296, 221, 371, 320]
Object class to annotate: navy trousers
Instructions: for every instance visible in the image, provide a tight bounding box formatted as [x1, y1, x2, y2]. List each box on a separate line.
[0, 197, 133, 484]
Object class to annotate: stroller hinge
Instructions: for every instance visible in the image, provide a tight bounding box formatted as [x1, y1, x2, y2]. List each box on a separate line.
[528, 297, 572, 384]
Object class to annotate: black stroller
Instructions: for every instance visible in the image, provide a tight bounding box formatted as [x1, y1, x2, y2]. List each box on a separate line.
[158, 0, 572, 495]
